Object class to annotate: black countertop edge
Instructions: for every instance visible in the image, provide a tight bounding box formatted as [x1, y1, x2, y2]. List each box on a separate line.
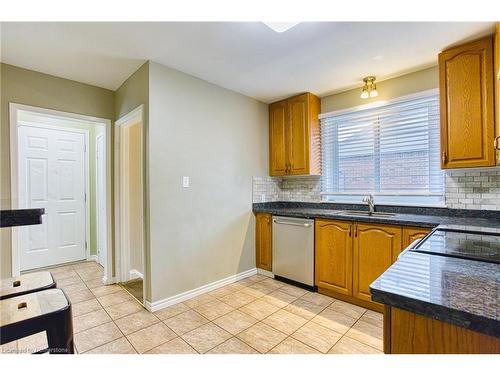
[0, 209, 45, 228]
[253, 202, 500, 229]
[370, 289, 500, 338]
[255, 208, 438, 227]
[253, 201, 500, 220]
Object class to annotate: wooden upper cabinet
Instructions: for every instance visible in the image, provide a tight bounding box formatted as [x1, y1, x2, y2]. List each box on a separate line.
[495, 23, 500, 164]
[255, 213, 272, 271]
[353, 223, 401, 303]
[439, 36, 496, 168]
[268, 93, 321, 176]
[315, 219, 353, 296]
[269, 101, 288, 175]
[288, 94, 309, 175]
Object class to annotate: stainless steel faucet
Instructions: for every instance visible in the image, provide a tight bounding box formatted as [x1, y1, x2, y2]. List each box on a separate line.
[362, 194, 375, 214]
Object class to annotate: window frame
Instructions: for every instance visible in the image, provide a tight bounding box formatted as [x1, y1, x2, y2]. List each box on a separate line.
[319, 89, 445, 207]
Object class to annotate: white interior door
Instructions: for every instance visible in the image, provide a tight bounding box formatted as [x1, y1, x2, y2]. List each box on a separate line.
[96, 134, 106, 268]
[18, 125, 87, 271]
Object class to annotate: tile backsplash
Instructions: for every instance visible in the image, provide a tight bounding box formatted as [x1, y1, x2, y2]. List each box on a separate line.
[252, 176, 282, 203]
[281, 176, 321, 202]
[253, 168, 500, 210]
[252, 176, 321, 203]
[445, 168, 500, 210]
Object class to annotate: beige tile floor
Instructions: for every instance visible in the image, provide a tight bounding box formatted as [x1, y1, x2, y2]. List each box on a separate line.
[1, 261, 383, 354]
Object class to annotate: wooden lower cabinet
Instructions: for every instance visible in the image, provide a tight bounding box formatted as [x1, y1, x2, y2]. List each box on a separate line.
[386, 307, 500, 354]
[353, 223, 401, 303]
[395, 227, 431, 262]
[315, 219, 403, 311]
[315, 219, 353, 296]
[402, 227, 431, 248]
[255, 213, 272, 271]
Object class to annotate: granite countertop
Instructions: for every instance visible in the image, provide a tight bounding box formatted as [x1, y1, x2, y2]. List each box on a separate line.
[0, 209, 45, 228]
[370, 251, 499, 337]
[254, 201, 500, 337]
[252, 201, 500, 229]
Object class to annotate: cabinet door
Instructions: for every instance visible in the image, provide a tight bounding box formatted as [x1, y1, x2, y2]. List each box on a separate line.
[315, 219, 353, 296]
[495, 23, 500, 165]
[288, 94, 310, 175]
[439, 36, 495, 168]
[353, 223, 401, 302]
[269, 101, 288, 176]
[397, 227, 431, 262]
[255, 213, 272, 271]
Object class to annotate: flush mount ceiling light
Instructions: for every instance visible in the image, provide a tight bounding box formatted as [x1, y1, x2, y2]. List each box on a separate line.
[360, 76, 378, 99]
[262, 22, 300, 33]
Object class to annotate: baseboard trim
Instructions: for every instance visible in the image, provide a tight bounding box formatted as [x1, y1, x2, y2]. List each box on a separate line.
[102, 275, 116, 285]
[257, 268, 274, 278]
[145, 268, 257, 312]
[87, 255, 98, 262]
[129, 269, 143, 280]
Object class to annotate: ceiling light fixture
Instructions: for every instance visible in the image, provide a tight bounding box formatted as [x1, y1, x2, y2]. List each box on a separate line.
[360, 76, 378, 99]
[263, 22, 300, 33]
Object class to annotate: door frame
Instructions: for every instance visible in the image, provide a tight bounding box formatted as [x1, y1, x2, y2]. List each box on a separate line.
[9, 103, 112, 280]
[114, 105, 145, 303]
[95, 132, 107, 268]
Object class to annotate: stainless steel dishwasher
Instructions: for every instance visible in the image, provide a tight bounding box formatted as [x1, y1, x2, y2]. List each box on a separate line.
[272, 216, 315, 288]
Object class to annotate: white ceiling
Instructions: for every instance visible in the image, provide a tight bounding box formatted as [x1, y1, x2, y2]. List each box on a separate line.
[0, 22, 495, 103]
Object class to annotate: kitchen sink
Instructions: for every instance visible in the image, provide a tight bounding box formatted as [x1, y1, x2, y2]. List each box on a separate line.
[338, 210, 396, 217]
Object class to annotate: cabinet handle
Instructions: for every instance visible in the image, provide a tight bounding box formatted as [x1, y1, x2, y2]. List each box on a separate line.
[442, 151, 447, 165]
[354, 225, 358, 237]
[348, 225, 352, 237]
[494, 136, 500, 150]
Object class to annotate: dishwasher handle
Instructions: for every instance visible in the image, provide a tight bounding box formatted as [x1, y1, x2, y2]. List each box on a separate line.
[273, 219, 312, 228]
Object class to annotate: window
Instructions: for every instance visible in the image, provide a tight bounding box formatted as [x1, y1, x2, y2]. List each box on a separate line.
[321, 91, 444, 206]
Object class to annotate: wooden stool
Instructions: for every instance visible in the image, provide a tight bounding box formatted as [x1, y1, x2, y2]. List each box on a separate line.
[0, 289, 74, 354]
[1, 272, 56, 300]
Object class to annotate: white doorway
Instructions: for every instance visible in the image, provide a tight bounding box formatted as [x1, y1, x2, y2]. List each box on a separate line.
[96, 133, 107, 268]
[10, 103, 112, 280]
[115, 105, 145, 304]
[17, 124, 88, 271]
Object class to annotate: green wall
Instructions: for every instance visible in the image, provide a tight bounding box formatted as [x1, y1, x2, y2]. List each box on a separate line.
[114, 61, 150, 298]
[0, 63, 114, 277]
[147, 62, 268, 303]
[321, 66, 439, 113]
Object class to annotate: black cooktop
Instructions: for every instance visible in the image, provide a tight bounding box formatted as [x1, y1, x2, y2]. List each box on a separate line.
[412, 227, 500, 264]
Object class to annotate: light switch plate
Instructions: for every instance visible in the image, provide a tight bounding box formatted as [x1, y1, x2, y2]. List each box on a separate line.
[182, 176, 190, 188]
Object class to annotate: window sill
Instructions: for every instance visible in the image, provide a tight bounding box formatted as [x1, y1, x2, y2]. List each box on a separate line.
[320, 200, 448, 209]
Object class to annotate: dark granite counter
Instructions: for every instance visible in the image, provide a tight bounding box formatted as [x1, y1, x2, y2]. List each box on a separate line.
[370, 251, 499, 337]
[253, 201, 500, 229]
[254, 201, 500, 337]
[0, 209, 45, 228]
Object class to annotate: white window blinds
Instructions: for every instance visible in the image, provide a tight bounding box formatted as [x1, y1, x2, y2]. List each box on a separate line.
[321, 92, 444, 205]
